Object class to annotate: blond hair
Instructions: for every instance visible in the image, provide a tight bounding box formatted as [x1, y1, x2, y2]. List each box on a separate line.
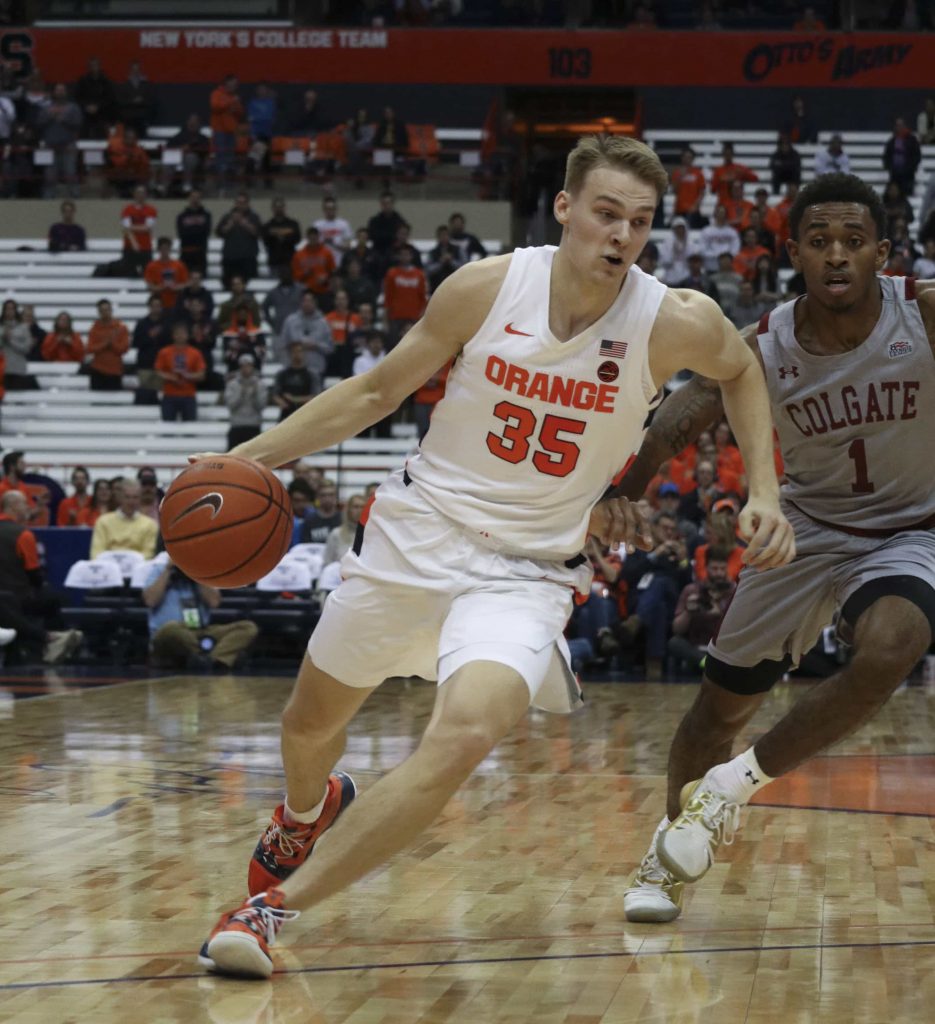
[564, 135, 668, 201]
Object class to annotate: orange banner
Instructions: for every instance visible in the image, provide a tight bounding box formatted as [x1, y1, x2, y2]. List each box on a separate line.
[1, 27, 925, 87]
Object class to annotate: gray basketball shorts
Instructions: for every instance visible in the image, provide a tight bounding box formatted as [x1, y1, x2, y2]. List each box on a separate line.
[708, 502, 935, 677]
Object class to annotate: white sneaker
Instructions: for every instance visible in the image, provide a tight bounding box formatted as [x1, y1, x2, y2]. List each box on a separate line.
[42, 629, 83, 665]
[656, 776, 742, 883]
[0, 627, 16, 647]
[624, 823, 684, 924]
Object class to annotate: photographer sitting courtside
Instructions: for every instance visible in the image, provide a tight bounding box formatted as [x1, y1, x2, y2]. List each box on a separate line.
[667, 546, 737, 674]
[142, 557, 258, 671]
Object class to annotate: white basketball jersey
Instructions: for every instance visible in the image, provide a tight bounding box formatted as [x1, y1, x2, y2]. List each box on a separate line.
[407, 246, 667, 559]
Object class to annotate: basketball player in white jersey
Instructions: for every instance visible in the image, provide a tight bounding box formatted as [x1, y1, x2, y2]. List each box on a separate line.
[614, 173, 935, 924]
[196, 135, 795, 978]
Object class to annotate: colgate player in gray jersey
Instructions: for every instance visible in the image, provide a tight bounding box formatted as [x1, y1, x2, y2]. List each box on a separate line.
[592, 173, 935, 923]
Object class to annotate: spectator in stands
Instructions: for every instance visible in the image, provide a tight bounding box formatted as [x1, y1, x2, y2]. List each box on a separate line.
[165, 113, 210, 195]
[374, 105, 407, 164]
[883, 117, 922, 198]
[216, 192, 262, 287]
[670, 145, 708, 228]
[86, 298, 129, 391]
[262, 197, 302, 278]
[711, 141, 758, 204]
[347, 301, 376, 353]
[144, 236, 189, 310]
[768, 132, 801, 195]
[287, 87, 328, 137]
[209, 74, 244, 191]
[732, 227, 772, 281]
[658, 217, 698, 284]
[447, 212, 488, 263]
[263, 267, 305, 356]
[783, 94, 817, 144]
[74, 57, 114, 140]
[40, 312, 83, 362]
[108, 476, 125, 510]
[744, 186, 782, 241]
[882, 180, 914, 237]
[814, 134, 850, 176]
[917, 97, 935, 144]
[751, 254, 781, 308]
[3, 120, 39, 198]
[47, 199, 87, 252]
[620, 511, 691, 681]
[38, 83, 81, 197]
[0, 450, 37, 516]
[344, 107, 375, 186]
[677, 457, 719, 532]
[154, 321, 206, 422]
[722, 178, 754, 231]
[425, 224, 463, 291]
[121, 184, 157, 275]
[216, 274, 261, 331]
[56, 465, 91, 526]
[21, 69, 50, 127]
[727, 279, 773, 330]
[107, 127, 151, 199]
[224, 354, 268, 449]
[324, 289, 360, 378]
[279, 290, 333, 392]
[116, 60, 155, 136]
[175, 188, 212, 275]
[676, 252, 720, 303]
[668, 546, 736, 674]
[694, 497, 746, 581]
[299, 478, 342, 543]
[245, 81, 276, 189]
[287, 478, 315, 545]
[914, 237, 935, 278]
[383, 245, 427, 348]
[314, 196, 353, 262]
[341, 226, 384, 282]
[0, 86, 13, 147]
[80, 479, 111, 528]
[142, 558, 258, 671]
[90, 478, 158, 558]
[367, 191, 409, 257]
[0, 490, 81, 665]
[132, 295, 171, 404]
[412, 359, 450, 441]
[888, 217, 918, 266]
[711, 251, 743, 314]
[220, 306, 266, 375]
[19, 305, 43, 359]
[352, 334, 392, 436]
[179, 268, 215, 320]
[742, 206, 776, 257]
[322, 493, 367, 567]
[291, 226, 336, 297]
[183, 297, 222, 391]
[698, 204, 740, 272]
[273, 341, 316, 421]
[136, 467, 161, 521]
[0, 300, 36, 389]
[793, 6, 825, 31]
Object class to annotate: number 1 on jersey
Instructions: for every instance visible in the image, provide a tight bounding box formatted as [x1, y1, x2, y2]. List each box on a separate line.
[847, 438, 875, 494]
[486, 400, 585, 477]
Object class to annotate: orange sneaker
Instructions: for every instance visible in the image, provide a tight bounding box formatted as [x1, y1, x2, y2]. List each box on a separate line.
[247, 770, 356, 896]
[198, 888, 298, 979]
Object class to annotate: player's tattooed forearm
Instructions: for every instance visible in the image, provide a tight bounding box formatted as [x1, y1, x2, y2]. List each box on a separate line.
[656, 377, 724, 455]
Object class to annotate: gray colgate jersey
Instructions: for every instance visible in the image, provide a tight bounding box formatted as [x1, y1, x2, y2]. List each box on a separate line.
[757, 275, 935, 531]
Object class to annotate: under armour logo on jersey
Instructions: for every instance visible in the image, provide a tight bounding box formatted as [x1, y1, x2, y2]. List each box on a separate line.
[744, 769, 760, 785]
[778, 366, 799, 379]
[888, 340, 913, 358]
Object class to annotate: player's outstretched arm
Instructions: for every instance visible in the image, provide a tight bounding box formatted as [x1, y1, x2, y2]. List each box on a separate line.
[196, 256, 510, 470]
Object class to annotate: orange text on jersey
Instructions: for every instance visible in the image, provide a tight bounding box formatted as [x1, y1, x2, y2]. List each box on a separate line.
[485, 355, 619, 413]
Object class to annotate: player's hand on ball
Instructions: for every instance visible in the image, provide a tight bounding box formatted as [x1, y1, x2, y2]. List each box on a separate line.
[588, 497, 653, 552]
[738, 499, 796, 570]
[188, 452, 223, 464]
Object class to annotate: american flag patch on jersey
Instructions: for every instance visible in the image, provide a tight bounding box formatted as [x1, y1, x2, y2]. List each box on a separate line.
[600, 338, 628, 359]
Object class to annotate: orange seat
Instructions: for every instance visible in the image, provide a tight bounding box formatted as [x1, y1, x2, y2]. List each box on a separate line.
[406, 124, 439, 163]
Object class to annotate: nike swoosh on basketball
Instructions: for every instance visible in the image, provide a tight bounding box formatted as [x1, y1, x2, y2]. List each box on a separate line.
[504, 322, 533, 337]
[171, 492, 224, 526]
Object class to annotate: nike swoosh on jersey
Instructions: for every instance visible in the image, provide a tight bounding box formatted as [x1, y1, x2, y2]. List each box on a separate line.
[504, 322, 534, 337]
[171, 492, 224, 526]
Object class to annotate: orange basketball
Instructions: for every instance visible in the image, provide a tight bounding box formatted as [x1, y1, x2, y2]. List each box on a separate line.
[159, 455, 292, 588]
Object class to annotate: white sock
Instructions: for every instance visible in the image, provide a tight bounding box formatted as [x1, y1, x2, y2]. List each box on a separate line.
[704, 747, 773, 806]
[284, 790, 327, 825]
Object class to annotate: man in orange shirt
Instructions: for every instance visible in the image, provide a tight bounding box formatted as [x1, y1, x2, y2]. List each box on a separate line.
[671, 146, 707, 229]
[324, 288, 361, 377]
[732, 227, 772, 281]
[722, 179, 754, 231]
[144, 237, 189, 310]
[382, 245, 427, 348]
[291, 227, 336, 296]
[154, 322, 206, 422]
[107, 127, 151, 198]
[87, 298, 130, 390]
[210, 74, 244, 190]
[710, 142, 759, 204]
[741, 187, 783, 244]
[0, 451, 39, 519]
[121, 184, 157, 275]
[412, 359, 450, 441]
[56, 465, 92, 526]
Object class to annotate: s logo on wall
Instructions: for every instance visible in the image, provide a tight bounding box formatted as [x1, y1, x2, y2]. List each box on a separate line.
[0, 31, 33, 79]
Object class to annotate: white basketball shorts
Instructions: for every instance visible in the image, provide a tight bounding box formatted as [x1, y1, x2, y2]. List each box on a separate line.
[307, 469, 591, 713]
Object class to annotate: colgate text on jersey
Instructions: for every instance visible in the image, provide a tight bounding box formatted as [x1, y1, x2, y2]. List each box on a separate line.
[784, 379, 920, 437]
[485, 354, 619, 413]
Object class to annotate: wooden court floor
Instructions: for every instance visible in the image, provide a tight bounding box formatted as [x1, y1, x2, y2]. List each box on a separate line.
[1, 671, 935, 1024]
